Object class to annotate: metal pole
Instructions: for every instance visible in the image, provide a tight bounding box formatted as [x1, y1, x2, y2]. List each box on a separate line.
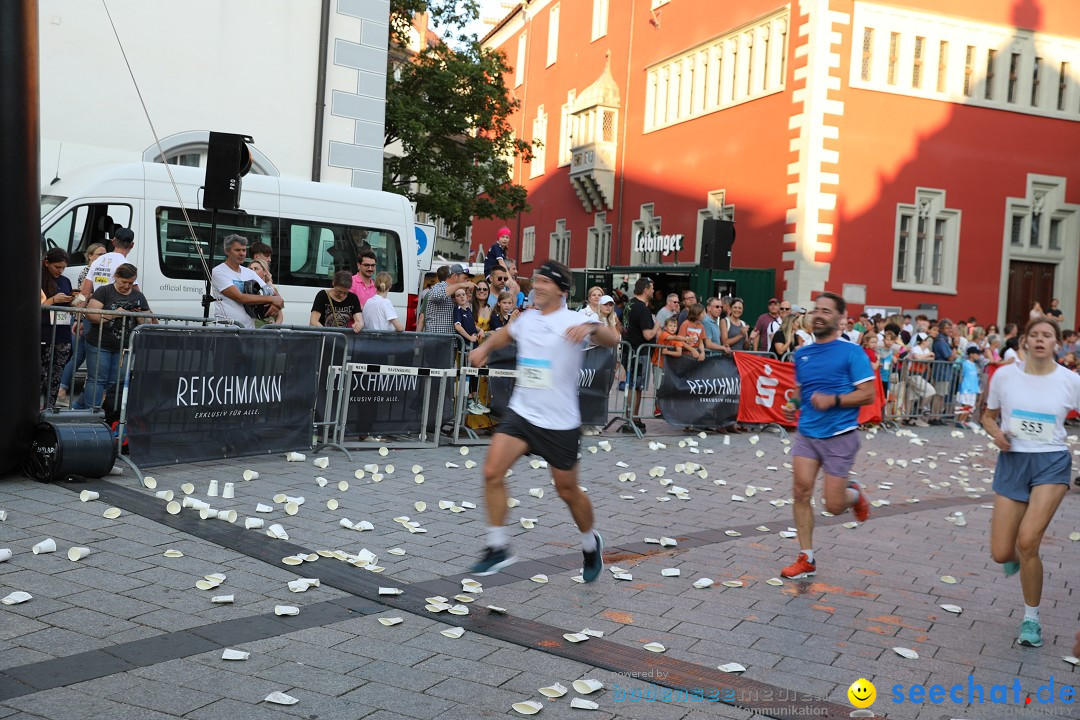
[0, 0, 41, 474]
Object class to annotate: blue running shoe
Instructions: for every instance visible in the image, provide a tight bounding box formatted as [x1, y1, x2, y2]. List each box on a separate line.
[1018, 619, 1043, 648]
[1002, 561, 1020, 577]
[469, 546, 516, 576]
[582, 531, 604, 583]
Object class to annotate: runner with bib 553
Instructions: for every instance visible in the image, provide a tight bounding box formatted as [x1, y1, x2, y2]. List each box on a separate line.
[982, 317, 1080, 648]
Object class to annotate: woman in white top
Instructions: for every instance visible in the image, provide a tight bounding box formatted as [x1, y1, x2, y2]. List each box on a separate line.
[983, 317, 1080, 649]
[579, 286, 603, 320]
[363, 272, 403, 332]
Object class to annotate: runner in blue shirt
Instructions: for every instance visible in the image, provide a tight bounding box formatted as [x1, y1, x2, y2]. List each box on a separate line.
[781, 292, 876, 579]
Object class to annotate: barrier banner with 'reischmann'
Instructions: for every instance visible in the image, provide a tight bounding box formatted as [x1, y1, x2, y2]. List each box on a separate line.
[125, 327, 322, 466]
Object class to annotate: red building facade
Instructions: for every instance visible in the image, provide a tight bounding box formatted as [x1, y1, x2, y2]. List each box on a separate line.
[473, 0, 1080, 328]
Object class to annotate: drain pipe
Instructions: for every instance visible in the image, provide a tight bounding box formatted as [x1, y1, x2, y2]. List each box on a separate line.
[311, 0, 331, 181]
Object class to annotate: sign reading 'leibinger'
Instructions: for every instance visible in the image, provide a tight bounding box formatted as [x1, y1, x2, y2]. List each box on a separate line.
[633, 231, 684, 256]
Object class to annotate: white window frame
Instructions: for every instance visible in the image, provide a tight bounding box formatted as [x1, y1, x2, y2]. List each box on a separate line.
[558, 90, 576, 166]
[586, 212, 611, 269]
[547, 4, 559, 67]
[529, 105, 547, 179]
[849, 2, 1080, 123]
[515, 32, 527, 88]
[643, 8, 788, 132]
[997, 174, 1080, 327]
[549, 219, 570, 265]
[522, 226, 536, 263]
[591, 0, 609, 42]
[892, 187, 960, 294]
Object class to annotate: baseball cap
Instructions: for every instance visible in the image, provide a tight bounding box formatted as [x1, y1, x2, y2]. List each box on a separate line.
[966, 345, 982, 355]
[114, 227, 135, 243]
[915, 332, 929, 342]
[497, 226, 511, 238]
[449, 263, 467, 275]
[599, 294, 614, 305]
[768, 297, 779, 304]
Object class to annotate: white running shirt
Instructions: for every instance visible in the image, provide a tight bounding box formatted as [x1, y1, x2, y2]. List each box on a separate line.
[86, 252, 130, 292]
[987, 363, 1080, 453]
[507, 307, 597, 430]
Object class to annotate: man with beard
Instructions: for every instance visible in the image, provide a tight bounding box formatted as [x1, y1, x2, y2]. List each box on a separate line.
[466, 260, 621, 582]
[780, 292, 876, 578]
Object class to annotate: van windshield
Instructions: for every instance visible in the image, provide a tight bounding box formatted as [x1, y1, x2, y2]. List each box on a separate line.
[41, 195, 65, 218]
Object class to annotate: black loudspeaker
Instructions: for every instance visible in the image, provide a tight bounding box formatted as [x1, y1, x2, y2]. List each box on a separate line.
[701, 218, 736, 270]
[27, 421, 117, 482]
[203, 132, 253, 210]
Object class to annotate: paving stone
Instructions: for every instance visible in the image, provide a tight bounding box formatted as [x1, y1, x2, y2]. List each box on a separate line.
[339, 681, 456, 719]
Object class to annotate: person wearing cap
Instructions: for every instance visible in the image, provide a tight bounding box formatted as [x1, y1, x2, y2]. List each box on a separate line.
[467, 259, 620, 581]
[752, 298, 781, 351]
[485, 226, 513, 277]
[80, 227, 137, 298]
[424, 263, 476, 334]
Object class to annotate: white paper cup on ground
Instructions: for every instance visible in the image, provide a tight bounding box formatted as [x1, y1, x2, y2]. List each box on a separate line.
[222, 483, 235, 500]
[244, 517, 264, 529]
[274, 605, 299, 616]
[313, 456, 329, 469]
[572, 679, 605, 694]
[267, 524, 288, 540]
[67, 547, 90, 561]
[0, 549, 13, 563]
[285, 502, 299, 516]
[207, 480, 219, 497]
[155, 490, 174, 501]
[166, 501, 182, 515]
[315, 476, 328, 487]
[570, 698, 599, 710]
[264, 691, 299, 705]
[243, 470, 259, 481]
[199, 507, 216, 520]
[1, 591, 32, 605]
[511, 700, 542, 715]
[142, 476, 157, 489]
[216, 510, 238, 523]
[79, 490, 99, 502]
[180, 482, 195, 494]
[32, 538, 56, 555]
[221, 648, 248, 660]
[285, 452, 305, 462]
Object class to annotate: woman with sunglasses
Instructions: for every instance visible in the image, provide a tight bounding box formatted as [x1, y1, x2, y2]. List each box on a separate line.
[474, 279, 493, 333]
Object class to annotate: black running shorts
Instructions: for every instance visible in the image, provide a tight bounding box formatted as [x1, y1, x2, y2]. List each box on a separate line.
[496, 409, 580, 471]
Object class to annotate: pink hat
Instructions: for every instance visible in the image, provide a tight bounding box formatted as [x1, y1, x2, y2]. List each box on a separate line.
[497, 226, 511, 238]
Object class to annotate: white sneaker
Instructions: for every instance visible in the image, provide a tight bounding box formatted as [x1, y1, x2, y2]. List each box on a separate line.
[467, 401, 484, 415]
[475, 402, 492, 414]
[913, 418, 929, 427]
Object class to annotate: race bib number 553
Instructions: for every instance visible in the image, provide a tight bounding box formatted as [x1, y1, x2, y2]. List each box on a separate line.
[1008, 410, 1055, 444]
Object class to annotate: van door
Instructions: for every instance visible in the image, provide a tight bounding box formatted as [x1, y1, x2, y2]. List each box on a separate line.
[41, 200, 139, 283]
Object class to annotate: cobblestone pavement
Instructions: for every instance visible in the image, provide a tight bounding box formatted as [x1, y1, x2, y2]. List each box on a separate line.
[2, 423, 1079, 719]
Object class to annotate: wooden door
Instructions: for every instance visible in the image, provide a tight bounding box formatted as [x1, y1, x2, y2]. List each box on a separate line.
[1006, 260, 1056, 329]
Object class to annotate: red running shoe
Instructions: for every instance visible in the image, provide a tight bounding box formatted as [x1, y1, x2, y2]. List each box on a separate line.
[781, 553, 817, 579]
[849, 479, 870, 523]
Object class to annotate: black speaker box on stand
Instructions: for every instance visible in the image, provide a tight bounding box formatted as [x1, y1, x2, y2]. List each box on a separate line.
[203, 132, 253, 210]
[701, 218, 736, 271]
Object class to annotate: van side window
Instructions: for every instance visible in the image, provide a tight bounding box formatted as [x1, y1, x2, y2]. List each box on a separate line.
[279, 220, 403, 292]
[41, 203, 133, 265]
[156, 207, 276, 280]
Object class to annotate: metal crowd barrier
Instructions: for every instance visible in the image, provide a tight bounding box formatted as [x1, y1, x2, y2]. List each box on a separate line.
[39, 305, 243, 480]
[881, 356, 981, 427]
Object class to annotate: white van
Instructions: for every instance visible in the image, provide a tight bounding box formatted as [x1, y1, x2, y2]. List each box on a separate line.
[40, 162, 421, 327]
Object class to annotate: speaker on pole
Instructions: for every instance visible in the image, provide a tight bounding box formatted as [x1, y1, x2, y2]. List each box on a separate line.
[701, 218, 735, 271]
[203, 132, 253, 210]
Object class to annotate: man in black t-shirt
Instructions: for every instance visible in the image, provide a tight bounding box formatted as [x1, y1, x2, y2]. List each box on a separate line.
[623, 277, 657, 431]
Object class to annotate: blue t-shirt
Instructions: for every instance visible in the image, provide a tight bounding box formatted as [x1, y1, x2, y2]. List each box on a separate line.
[794, 339, 875, 438]
[453, 305, 477, 337]
[703, 316, 723, 355]
[959, 358, 980, 394]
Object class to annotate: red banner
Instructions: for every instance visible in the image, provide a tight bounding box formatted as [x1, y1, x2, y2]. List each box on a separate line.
[733, 353, 886, 427]
[733, 353, 798, 426]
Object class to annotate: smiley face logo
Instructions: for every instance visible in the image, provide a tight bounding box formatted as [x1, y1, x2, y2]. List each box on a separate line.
[848, 678, 876, 708]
